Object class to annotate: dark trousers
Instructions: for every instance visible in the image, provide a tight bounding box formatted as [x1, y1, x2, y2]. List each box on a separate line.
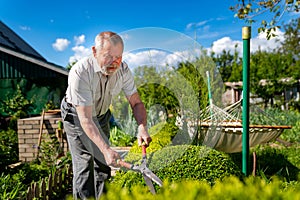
[61, 97, 111, 200]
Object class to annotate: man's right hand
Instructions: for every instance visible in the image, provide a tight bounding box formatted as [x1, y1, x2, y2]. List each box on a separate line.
[103, 147, 120, 167]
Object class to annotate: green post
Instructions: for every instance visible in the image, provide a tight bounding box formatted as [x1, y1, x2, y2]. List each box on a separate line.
[206, 71, 213, 117]
[242, 26, 251, 176]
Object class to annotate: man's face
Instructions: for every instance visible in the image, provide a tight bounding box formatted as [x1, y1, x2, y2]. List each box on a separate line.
[93, 41, 123, 76]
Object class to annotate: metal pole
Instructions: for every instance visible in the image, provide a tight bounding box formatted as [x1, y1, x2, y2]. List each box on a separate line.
[206, 71, 213, 117]
[242, 26, 251, 176]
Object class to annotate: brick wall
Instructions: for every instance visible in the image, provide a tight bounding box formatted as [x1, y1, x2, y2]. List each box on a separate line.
[18, 115, 68, 162]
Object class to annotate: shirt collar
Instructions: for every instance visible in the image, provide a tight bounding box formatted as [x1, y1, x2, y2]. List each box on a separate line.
[90, 55, 102, 73]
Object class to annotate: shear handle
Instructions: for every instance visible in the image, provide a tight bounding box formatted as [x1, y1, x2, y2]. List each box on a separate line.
[142, 145, 147, 159]
[117, 159, 133, 169]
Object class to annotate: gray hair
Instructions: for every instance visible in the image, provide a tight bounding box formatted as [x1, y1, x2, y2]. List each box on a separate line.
[94, 31, 124, 50]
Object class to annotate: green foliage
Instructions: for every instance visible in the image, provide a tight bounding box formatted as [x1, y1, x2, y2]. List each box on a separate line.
[230, 144, 300, 183]
[279, 18, 300, 62]
[152, 145, 243, 182]
[110, 126, 136, 147]
[0, 153, 72, 199]
[110, 101, 166, 147]
[44, 100, 59, 110]
[210, 45, 242, 83]
[0, 129, 18, 171]
[250, 50, 296, 107]
[127, 122, 178, 158]
[280, 145, 300, 169]
[249, 108, 300, 143]
[250, 107, 299, 126]
[0, 85, 34, 118]
[176, 61, 208, 110]
[0, 85, 34, 129]
[19, 162, 51, 185]
[38, 132, 63, 169]
[253, 146, 299, 181]
[230, 0, 299, 40]
[137, 82, 179, 118]
[134, 65, 179, 118]
[105, 174, 300, 199]
[0, 171, 26, 200]
[281, 120, 300, 143]
[112, 145, 243, 190]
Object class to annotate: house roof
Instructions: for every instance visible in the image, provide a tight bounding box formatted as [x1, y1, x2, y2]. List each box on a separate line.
[0, 21, 46, 61]
[0, 20, 68, 76]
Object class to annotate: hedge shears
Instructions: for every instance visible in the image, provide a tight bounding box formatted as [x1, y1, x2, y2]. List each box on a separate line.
[117, 145, 163, 194]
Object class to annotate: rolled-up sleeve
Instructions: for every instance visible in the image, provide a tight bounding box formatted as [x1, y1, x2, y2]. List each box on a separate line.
[68, 63, 93, 106]
[121, 63, 137, 96]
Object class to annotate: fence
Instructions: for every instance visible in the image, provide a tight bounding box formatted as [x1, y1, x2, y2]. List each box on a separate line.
[26, 165, 72, 200]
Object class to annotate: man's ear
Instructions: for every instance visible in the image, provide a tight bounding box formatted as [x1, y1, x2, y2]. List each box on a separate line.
[92, 46, 97, 57]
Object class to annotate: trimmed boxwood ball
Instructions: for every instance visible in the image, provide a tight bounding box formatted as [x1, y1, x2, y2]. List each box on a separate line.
[111, 145, 243, 190]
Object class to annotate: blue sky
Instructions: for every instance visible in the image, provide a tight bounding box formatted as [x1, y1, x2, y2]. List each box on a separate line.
[1, 0, 298, 68]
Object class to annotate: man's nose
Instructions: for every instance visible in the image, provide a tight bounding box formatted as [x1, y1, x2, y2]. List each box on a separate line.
[112, 57, 122, 65]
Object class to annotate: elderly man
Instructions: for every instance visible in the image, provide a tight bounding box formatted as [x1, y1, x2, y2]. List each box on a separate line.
[61, 31, 152, 199]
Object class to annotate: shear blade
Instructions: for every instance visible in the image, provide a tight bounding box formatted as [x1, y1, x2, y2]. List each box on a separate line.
[143, 174, 156, 194]
[144, 170, 163, 187]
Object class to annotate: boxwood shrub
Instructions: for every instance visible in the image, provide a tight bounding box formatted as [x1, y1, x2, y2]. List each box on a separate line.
[111, 145, 243, 189]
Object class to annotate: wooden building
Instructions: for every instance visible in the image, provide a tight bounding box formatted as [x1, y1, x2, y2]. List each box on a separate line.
[0, 20, 68, 116]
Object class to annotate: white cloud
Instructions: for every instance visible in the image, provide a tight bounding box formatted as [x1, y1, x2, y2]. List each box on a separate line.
[186, 20, 209, 30]
[52, 38, 70, 51]
[66, 27, 285, 67]
[186, 23, 195, 30]
[123, 28, 285, 71]
[123, 50, 176, 69]
[120, 33, 130, 41]
[19, 26, 31, 31]
[251, 28, 284, 52]
[69, 45, 91, 63]
[209, 37, 242, 55]
[74, 34, 86, 45]
[186, 19, 214, 30]
[123, 49, 203, 70]
[207, 28, 285, 56]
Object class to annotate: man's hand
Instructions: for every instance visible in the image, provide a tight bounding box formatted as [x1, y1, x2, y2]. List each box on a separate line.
[103, 147, 120, 167]
[137, 124, 152, 146]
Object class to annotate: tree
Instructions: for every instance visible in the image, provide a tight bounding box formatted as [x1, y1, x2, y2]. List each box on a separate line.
[230, 0, 300, 39]
[250, 50, 295, 107]
[134, 65, 180, 119]
[210, 45, 242, 82]
[66, 61, 77, 71]
[279, 18, 300, 79]
[280, 18, 300, 57]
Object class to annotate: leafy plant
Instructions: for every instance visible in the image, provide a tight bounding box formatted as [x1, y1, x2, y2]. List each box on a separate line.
[0, 129, 18, 171]
[281, 121, 300, 143]
[110, 126, 136, 147]
[0, 85, 34, 130]
[0, 171, 26, 199]
[253, 145, 299, 181]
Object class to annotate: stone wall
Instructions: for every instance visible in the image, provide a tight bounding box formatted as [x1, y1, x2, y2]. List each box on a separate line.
[18, 115, 68, 162]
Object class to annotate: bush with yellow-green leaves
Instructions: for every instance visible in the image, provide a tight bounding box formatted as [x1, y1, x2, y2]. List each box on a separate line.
[101, 176, 300, 200]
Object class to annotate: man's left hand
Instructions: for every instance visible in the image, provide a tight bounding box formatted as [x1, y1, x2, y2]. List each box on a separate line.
[137, 124, 152, 146]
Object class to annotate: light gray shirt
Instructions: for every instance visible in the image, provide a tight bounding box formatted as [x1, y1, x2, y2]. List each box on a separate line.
[65, 55, 137, 116]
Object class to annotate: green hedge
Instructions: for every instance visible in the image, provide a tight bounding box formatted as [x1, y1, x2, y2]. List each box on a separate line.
[101, 176, 300, 200]
[111, 145, 243, 189]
